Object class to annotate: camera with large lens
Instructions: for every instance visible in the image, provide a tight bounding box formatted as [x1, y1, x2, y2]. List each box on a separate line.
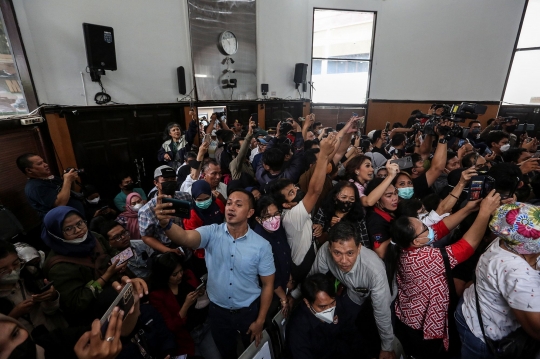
[412, 102, 487, 139]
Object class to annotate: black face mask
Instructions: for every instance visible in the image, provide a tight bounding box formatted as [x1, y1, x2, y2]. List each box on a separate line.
[292, 189, 305, 203]
[335, 199, 353, 213]
[505, 125, 516, 133]
[161, 181, 177, 196]
[8, 335, 37, 359]
[124, 183, 135, 191]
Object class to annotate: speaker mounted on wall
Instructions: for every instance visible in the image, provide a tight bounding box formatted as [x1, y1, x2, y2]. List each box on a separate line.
[83, 23, 117, 82]
[177, 66, 186, 95]
[294, 63, 308, 89]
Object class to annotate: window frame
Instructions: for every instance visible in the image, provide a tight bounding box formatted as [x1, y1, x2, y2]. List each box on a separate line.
[310, 7, 377, 106]
[0, 0, 38, 111]
[501, 0, 535, 105]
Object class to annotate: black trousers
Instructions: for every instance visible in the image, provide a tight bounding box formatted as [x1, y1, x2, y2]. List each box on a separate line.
[394, 318, 450, 359]
[208, 299, 259, 359]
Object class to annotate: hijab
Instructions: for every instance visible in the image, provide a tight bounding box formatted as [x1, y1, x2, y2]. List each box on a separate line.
[41, 206, 97, 257]
[191, 180, 224, 225]
[490, 202, 540, 255]
[120, 192, 141, 239]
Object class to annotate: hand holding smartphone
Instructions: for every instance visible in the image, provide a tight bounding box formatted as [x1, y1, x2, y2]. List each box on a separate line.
[110, 247, 134, 267]
[162, 198, 191, 219]
[100, 283, 134, 337]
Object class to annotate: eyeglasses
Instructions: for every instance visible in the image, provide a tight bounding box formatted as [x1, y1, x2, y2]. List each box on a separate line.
[0, 258, 21, 278]
[262, 211, 281, 221]
[111, 230, 130, 242]
[413, 223, 429, 240]
[63, 220, 87, 235]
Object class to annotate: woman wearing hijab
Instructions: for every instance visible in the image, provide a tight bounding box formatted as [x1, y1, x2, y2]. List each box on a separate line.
[42, 206, 129, 326]
[183, 180, 224, 276]
[117, 192, 145, 239]
[457, 202, 540, 359]
[252, 196, 293, 319]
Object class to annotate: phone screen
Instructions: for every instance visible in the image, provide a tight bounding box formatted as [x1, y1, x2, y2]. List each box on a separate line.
[162, 198, 191, 218]
[111, 247, 134, 266]
[100, 283, 134, 336]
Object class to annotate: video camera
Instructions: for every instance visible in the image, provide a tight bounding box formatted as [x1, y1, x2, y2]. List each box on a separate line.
[412, 102, 488, 138]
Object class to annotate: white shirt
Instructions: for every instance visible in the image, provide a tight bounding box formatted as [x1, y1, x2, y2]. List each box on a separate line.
[249, 147, 259, 163]
[461, 239, 540, 341]
[282, 201, 316, 265]
[419, 210, 450, 227]
[180, 174, 228, 199]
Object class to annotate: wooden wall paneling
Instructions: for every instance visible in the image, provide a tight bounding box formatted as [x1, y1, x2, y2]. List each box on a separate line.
[257, 103, 265, 130]
[45, 113, 78, 173]
[366, 100, 500, 133]
[0, 127, 44, 229]
[311, 107, 366, 129]
[303, 101, 311, 117]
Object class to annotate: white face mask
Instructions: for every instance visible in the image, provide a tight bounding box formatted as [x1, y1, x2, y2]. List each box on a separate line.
[130, 203, 143, 211]
[61, 231, 88, 245]
[87, 197, 100, 204]
[500, 144, 510, 152]
[0, 268, 21, 284]
[312, 305, 336, 324]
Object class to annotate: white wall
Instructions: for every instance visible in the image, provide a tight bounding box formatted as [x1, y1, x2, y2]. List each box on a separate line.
[13, 0, 525, 106]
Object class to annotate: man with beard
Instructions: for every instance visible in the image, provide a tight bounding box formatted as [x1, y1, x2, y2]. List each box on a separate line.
[138, 165, 192, 255]
[113, 173, 147, 212]
[267, 134, 338, 283]
[16, 153, 85, 219]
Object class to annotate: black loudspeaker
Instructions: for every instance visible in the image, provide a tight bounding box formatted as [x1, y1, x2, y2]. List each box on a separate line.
[177, 66, 186, 95]
[261, 83, 268, 94]
[294, 63, 308, 84]
[83, 23, 117, 71]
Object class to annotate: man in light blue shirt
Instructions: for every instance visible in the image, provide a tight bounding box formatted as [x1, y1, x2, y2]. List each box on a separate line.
[155, 188, 275, 359]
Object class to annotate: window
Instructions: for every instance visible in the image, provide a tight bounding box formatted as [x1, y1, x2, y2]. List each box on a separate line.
[503, 0, 540, 105]
[311, 9, 375, 104]
[0, 1, 38, 115]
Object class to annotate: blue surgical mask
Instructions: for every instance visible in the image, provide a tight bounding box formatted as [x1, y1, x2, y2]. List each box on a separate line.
[195, 197, 212, 209]
[397, 187, 414, 199]
[423, 227, 435, 246]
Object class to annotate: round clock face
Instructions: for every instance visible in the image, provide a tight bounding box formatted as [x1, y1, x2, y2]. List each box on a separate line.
[218, 31, 238, 55]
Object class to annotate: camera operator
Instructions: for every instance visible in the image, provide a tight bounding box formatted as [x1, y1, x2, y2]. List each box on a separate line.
[16, 153, 85, 219]
[480, 116, 518, 147]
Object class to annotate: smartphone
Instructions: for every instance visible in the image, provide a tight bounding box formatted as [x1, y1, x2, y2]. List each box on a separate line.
[203, 133, 211, 144]
[195, 281, 205, 292]
[110, 247, 134, 266]
[100, 283, 134, 336]
[517, 124, 534, 132]
[384, 121, 391, 132]
[162, 197, 191, 219]
[390, 156, 413, 170]
[533, 150, 540, 158]
[250, 113, 258, 127]
[469, 175, 495, 201]
[35, 281, 54, 294]
[352, 112, 358, 117]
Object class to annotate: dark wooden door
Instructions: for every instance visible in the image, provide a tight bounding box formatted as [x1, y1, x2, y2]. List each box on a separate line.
[66, 106, 185, 199]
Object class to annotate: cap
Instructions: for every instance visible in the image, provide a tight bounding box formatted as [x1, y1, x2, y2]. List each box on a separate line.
[255, 129, 268, 137]
[154, 165, 176, 178]
[257, 135, 273, 145]
[367, 130, 376, 139]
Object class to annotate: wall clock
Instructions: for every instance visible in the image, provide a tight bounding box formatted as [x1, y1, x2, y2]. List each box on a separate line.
[217, 30, 238, 55]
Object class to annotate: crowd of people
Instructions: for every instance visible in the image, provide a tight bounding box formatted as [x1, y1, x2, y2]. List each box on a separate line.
[3, 104, 540, 359]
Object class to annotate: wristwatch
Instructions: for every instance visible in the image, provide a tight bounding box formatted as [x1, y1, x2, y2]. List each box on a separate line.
[438, 138, 447, 144]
